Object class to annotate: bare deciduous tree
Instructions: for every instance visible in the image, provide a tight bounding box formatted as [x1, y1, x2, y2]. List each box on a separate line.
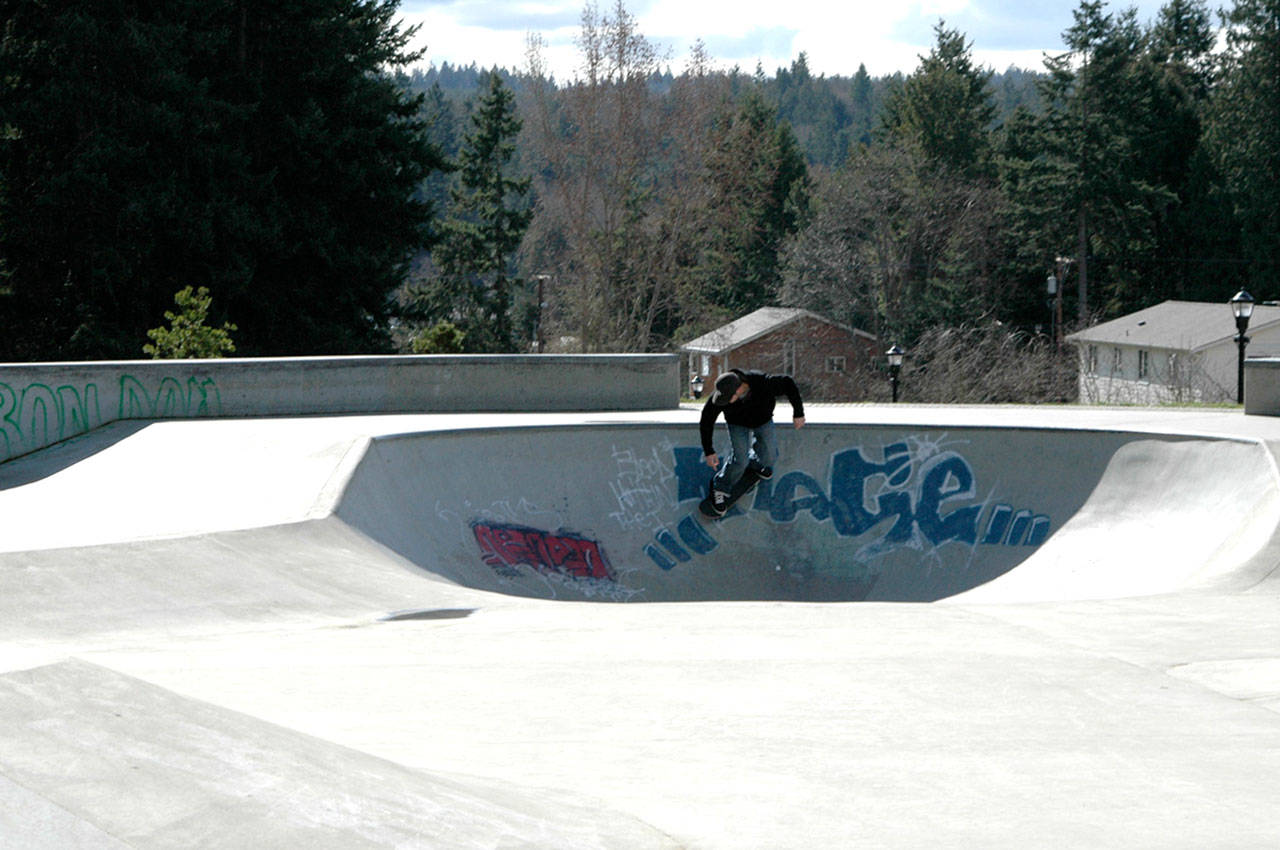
[897, 321, 1076, 404]
[524, 2, 712, 352]
[779, 143, 1008, 345]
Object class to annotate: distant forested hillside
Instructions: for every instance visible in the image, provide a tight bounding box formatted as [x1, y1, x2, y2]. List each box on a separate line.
[397, 57, 1044, 169]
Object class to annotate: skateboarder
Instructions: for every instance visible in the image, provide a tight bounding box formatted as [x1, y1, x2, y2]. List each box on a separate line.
[700, 368, 805, 516]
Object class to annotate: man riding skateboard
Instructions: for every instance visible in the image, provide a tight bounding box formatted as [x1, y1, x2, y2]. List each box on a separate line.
[700, 368, 805, 516]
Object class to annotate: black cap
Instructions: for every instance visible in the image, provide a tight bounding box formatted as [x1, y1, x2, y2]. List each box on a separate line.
[710, 372, 741, 405]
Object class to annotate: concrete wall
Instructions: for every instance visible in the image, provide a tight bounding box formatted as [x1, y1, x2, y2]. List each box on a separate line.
[0, 354, 679, 463]
[1245, 357, 1280, 415]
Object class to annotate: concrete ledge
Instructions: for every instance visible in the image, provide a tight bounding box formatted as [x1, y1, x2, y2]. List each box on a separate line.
[0, 354, 679, 462]
[1245, 357, 1280, 415]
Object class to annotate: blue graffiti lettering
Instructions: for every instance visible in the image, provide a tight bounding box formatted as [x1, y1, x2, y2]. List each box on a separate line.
[656, 438, 1051, 570]
[676, 515, 717, 554]
[914, 455, 980, 546]
[828, 447, 916, 543]
[768, 471, 831, 523]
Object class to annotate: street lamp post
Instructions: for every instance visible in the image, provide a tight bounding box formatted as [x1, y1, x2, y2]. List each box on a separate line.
[886, 345, 905, 403]
[1231, 289, 1255, 405]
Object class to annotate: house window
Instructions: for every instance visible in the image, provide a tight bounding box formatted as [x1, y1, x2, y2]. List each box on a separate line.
[700, 354, 710, 376]
[1112, 347, 1123, 373]
[1087, 345, 1098, 372]
[1138, 349, 1150, 380]
[783, 340, 796, 374]
[826, 356, 846, 373]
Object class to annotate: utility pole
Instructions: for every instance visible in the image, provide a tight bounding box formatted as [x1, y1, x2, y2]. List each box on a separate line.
[532, 274, 550, 353]
[1055, 255, 1073, 349]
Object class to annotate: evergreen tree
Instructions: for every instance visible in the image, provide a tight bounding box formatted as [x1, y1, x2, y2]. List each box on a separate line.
[1001, 1, 1174, 322]
[1138, 0, 1222, 301]
[412, 72, 531, 352]
[215, 1, 444, 355]
[1150, 0, 1215, 90]
[0, 0, 241, 358]
[0, 0, 444, 359]
[1207, 0, 1280, 288]
[881, 21, 997, 177]
[701, 89, 810, 315]
[418, 82, 462, 215]
[143, 286, 237, 359]
[765, 53, 852, 167]
[849, 64, 875, 149]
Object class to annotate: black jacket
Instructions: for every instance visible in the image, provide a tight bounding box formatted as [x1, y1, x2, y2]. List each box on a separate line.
[699, 369, 804, 455]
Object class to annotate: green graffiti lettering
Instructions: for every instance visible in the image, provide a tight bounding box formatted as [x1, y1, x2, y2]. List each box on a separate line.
[0, 383, 20, 459]
[57, 384, 102, 435]
[0, 373, 222, 462]
[155, 376, 187, 417]
[20, 384, 61, 449]
[192, 377, 221, 415]
[118, 375, 154, 418]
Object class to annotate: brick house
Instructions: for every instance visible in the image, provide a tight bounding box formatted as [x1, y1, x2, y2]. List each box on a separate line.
[680, 307, 878, 401]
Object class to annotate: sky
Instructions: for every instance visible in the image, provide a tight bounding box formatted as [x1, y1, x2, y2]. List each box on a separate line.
[396, 0, 1176, 81]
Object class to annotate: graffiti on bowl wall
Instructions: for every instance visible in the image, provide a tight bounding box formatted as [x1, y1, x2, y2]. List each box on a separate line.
[643, 434, 1051, 571]
[472, 521, 614, 582]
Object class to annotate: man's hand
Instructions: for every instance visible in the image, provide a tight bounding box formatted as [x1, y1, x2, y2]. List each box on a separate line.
[794, 417, 806, 429]
[704, 452, 719, 469]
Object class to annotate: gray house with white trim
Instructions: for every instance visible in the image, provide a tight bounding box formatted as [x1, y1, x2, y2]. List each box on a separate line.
[1066, 300, 1280, 404]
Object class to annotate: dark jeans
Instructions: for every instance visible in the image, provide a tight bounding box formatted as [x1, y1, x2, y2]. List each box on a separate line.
[712, 420, 776, 494]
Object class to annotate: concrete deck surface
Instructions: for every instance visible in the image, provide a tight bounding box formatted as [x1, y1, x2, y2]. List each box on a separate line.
[2, 405, 1280, 848]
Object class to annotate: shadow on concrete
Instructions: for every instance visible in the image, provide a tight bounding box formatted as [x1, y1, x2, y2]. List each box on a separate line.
[0, 421, 153, 490]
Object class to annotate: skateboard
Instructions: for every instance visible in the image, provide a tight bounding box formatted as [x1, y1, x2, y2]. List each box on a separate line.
[698, 467, 761, 518]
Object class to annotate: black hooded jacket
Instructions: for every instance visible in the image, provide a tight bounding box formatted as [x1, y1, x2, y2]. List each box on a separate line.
[699, 369, 804, 455]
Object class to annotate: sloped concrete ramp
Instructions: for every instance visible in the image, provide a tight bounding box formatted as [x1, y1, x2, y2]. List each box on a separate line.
[0, 660, 674, 849]
[2, 407, 1280, 848]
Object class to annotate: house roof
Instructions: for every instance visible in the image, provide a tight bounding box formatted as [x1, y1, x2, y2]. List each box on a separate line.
[1064, 300, 1280, 353]
[680, 307, 874, 355]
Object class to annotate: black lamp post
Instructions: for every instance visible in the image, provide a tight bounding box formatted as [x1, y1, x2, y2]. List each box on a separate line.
[886, 345, 905, 403]
[1230, 289, 1255, 404]
[690, 373, 705, 399]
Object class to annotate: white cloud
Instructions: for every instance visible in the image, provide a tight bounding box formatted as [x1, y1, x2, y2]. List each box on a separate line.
[395, 0, 1178, 80]
[398, 0, 936, 78]
[637, 0, 927, 76]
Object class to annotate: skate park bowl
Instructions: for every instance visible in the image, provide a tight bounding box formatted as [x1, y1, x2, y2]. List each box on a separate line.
[331, 418, 1280, 603]
[4, 400, 1280, 847]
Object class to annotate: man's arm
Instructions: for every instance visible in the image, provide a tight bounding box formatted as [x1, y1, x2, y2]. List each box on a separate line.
[699, 399, 720, 458]
[772, 374, 805, 424]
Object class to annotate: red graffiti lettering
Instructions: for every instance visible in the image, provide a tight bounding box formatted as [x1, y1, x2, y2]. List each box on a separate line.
[471, 522, 614, 581]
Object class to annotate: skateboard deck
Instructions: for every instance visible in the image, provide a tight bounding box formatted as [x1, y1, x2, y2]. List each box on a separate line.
[699, 467, 761, 518]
